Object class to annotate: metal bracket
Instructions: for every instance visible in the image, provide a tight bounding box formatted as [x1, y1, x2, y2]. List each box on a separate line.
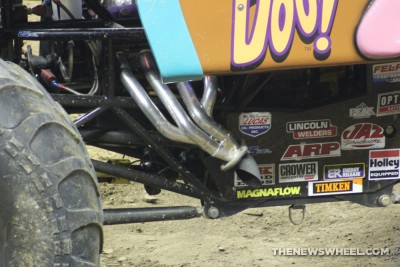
[288, 204, 306, 225]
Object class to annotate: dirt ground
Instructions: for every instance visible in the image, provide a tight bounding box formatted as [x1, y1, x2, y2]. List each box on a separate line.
[93, 148, 400, 267]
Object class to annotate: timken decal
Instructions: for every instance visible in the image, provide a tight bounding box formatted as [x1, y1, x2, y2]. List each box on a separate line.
[231, 0, 339, 70]
[308, 179, 363, 196]
[341, 123, 384, 150]
[286, 119, 337, 139]
[324, 163, 365, 180]
[236, 186, 301, 199]
[377, 91, 400, 117]
[281, 142, 340, 161]
[369, 149, 400, 180]
[279, 162, 318, 183]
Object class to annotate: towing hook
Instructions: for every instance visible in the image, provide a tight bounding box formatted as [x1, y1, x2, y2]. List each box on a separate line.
[288, 204, 306, 225]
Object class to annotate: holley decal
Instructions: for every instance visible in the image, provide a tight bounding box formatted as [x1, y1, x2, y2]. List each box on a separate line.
[341, 123, 385, 150]
[369, 149, 400, 180]
[239, 112, 271, 137]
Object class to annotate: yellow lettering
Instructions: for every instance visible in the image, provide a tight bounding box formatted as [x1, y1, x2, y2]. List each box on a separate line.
[295, 0, 318, 36]
[270, 0, 295, 56]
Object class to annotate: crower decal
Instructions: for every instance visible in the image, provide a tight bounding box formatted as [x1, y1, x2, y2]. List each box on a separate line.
[231, 0, 338, 70]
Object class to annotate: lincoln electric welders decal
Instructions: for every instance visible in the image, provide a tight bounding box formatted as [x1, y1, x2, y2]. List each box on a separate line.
[341, 123, 385, 150]
[369, 149, 400, 180]
[377, 91, 400, 117]
[286, 119, 337, 139]
[324, 163, 365, 180]
[239, 112, 271, 137]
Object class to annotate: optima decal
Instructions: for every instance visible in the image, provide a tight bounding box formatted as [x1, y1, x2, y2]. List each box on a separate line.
[236, 186, 301, 199]
[231, 0, 338, 70]
[308, 178, 363, 196]
[286, 119, 337, 139]
[369, 149, 400, 180]
[377, 91, 400, 117]
[279, 162, 318, 183]
[341, 123, 385, 150]
[239, 112, 271, 137]
[281, 142, 340, 161]
[324, 163, 365, 180]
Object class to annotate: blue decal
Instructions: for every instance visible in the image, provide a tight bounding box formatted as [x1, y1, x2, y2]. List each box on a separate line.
[239, 112, 271, 137]
[324, 163, 365, 180]
[136, 0, 203, 82]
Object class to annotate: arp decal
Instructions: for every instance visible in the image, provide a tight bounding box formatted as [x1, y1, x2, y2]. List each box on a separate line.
[231, 0, 339, 70]
[369, 149, 400, 180]
[308, 178, 363, 196]
[235, 164, 275, 187]
[377, 91, 400, 117]
[239, 112, 271, 137]
[281, 142, 340, 161]
[279, 162, 318, 183]
[236, 186, 301, 199]
[286, 119, 337, 139]
[373, 62, 400, 84]
[341, 123, 385, 150]
[349, 103, 375, 119]
[324, 163, 365, 180]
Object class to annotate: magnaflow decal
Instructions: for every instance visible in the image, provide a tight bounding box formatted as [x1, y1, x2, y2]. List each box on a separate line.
[235, 164, 275, 187]
[341, 123, 385, 150]
[231, 0, 339, 70]
[369, 149, 400, 180]
[349, 103, 375, 119]
[281, 142, 340, 161]
[324, 163, 365, 180]
[279, 162, 318, 183]
[377, 91, 400, 117]
[239, 112, 271, 137]
[236, 186, 302, 199]
[286, 119, 337, 139]
[308, 178, 363, 196]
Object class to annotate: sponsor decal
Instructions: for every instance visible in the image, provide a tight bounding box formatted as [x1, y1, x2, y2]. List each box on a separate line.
[281, 142, 340, 161]
[235, 164, 275, 187]
[248, 146, 272, 155]
[324, 163, 365, 180]
[308, 178, 363, 196]
[377, 91, 400, 117]
[341, 123, 385, 150]
[239, 112, 271, 137]
[236, 186, 301, 199]
[279, 162, 318, 183]
[373, 62, 400, 84]
[286, 119, 337, 139]
[231, 0, 338, 70]
[349, 103, 375, 119]
[369, 149, 400, 180]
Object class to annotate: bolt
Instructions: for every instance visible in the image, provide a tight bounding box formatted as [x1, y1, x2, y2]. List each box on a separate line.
[377, 194, 393, 207]
[208, 206, 220, 219]
[238, 4, 244, 11]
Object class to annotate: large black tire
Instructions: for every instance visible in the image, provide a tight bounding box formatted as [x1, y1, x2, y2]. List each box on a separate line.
[0, 60, 103, 266]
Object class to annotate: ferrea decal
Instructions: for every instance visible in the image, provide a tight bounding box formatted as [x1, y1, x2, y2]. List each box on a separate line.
[231, 0, 338, 70]
[279, 162, 318, 183]
[324, 163, 365, 180]
[235, 164, 275, 187]
[341, 123, 385, 150]
[369, 149, 400, 180]
[236, 186, 301, 199]
[281, 142, 340, 161]
[239, 112, 271, 137]
[377, 91, 400, 117]
[286, 119, 337, 139]
[308, 178, 363, 196]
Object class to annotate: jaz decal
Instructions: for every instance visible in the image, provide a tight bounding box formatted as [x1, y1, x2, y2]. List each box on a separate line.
[286, 119, 336, 139]
[324, 163, 365, 180]
[341, 123, 385, 150]
[369, 149, 400, 180]
[235, 164, 275, 187]
[236, 186, 301, 199]
[281, 142, 340, 161]
[231, 0, 338, 70]
[239, 112, 271, 137]
[377, 91, 400, 117]
[349, 103, 375, 119]
[279, 161, 318, 183]
[308, 178, 363, 196]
